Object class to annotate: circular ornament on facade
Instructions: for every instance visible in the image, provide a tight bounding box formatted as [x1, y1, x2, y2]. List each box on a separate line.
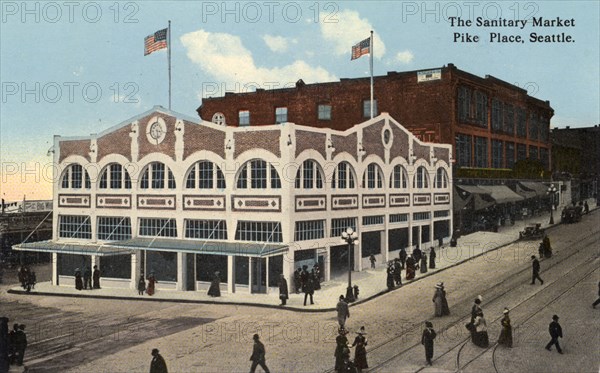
[146, 116, 167, 145]
[212, 112, 226, 126]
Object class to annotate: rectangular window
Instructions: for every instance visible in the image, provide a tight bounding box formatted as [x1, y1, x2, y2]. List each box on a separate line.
[239, 110, 250, 126]
[504, 104, 514, 134]
[97, 216, 132, 241]
[492, 139, 504, 168]
[529, 112, 538, 140]
[539, 116, 549, 141]
[491, 99, 502, 132]
[476, 91, 487, 127]
[275, 107, 287, 124]
[185, 219, 227, 240]
[59, 215, 92, 239]
[71, 165, 83, 189]
[151, 163, 165, 189]
[389, 214, 408, 223]
[529, 146, 538, 160]
[362, 215, 384, 226]
[110, 164, 122, 189]
[455, 134, 472, 167]
[318, 104, 331, 120]
[433, 210, 450, 218]
[138, 218, 177, 237]
[540, 148, 549, 170]
[235, 221, 282, 242]
[413, 212, 431, 221]
[506, 142, 515, 169]
[363, 99, 378, 118]
[516, 108, 527, 137]
[330, 218, 357, 238]
[474, 136, 488, 168]
[250, 160, 267, 189]
[294, 220, 325, 241]
[517, 143, 527, 161]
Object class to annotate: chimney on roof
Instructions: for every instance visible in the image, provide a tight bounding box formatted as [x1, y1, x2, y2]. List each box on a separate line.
[295, 79, 305, 88]
[566, 126, 570, 129]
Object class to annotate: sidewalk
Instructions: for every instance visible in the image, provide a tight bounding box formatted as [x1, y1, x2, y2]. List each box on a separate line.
[8, 200, 596, 312]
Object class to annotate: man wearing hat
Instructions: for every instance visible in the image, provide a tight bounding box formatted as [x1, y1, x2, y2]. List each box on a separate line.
[249, 334, 270, 373]
[531, 255, 544, 285]
[497, 308, 513, 348]
[421, 321, 436, 366]
[150, 348, 168, 373]
[336, 295, 350, 328]
[545, 315, 563, 354]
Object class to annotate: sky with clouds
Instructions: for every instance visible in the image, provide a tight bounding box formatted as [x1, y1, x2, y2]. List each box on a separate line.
[1, 1, 599, 200]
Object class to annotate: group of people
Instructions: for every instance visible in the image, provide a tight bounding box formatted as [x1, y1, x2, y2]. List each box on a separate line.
[464, 296, 513, 349]
[385, 247, 437, 289]
[293, 265, 321, 306]
[138, 273, 158, 296]
[0, 318, 28, 370]
[538, 235, 553, 259]
[74, 265, 100, 290]
[334, 326, 368, 373]
[17, 265, 36, 292]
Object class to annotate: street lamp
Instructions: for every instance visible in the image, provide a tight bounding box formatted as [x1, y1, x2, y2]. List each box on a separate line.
[341, 227, 359, 302]
[547, 184, 557, 224]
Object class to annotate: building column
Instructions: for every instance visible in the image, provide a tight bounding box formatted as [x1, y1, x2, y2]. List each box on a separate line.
[227, 256, 235, 294]
[265, 257, 270, 294]
[382, 229, 389, 265]
[52, 252, 58, 286]
[354, 243, 362, 271]
[131, 251, 140, 290]
[324, 246, 331, 282]
[429, 221, 434, 247]
[91, 255, 98, 271]
[248, 257, 253, 294]
[177, 252, 186, 291]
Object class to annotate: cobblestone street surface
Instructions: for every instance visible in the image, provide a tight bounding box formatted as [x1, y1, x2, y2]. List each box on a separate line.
[2, 206, 598, 372]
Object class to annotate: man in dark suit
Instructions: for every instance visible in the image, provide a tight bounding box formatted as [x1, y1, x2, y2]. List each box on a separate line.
[531, 255, 544, 285]
[421, 321, 437, 365]
[545, 315, 563, 354]
[150, 348, 168, 373]
[249, 334, 270, 373]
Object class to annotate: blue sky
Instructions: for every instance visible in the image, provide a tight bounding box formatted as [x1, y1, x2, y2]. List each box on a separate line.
[1, 0, 599, 200]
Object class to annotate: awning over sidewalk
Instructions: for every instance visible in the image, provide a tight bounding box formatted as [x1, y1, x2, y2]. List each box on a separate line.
[518, 181, 549, 197]
[455, 185, 495, 211]
[456, 185, 490, 195]
[479, 185, 524, 204]
[13, 240, 132, 256]
[109, 238, 289, 258]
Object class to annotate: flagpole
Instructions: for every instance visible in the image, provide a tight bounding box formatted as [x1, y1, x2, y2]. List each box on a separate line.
[168, 20, 172, 110]
[370, 30, 374, 119]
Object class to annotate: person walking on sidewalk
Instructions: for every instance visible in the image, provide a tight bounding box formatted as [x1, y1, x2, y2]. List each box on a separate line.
[497, 308, 513, 348]
[369, 254, 376, 269]
[138, 276, 146, 296]
[531, 255, 544, 285]
[420, 253, 428, 274]
[92, 265, 101, 289]
[351, 326, 368, 372]
[278, 274, 289, 306]
[207, 271, 221, 297]
[393, 259, 402, 286]
[150, 348, 168, 373]
[386, 262, 395, 290]
[336, 295, 350, 328]
[405, 256, 416, 280]
[421, 321, 436, 366]
[83, 266, 92, 290]
[545, 315, 563, 354]
[249, 334, 271, 373]
[399, 247, 407, 269]
[303, 274, 315, 306]
[429, 247, 436, 269]
[412, 246, 422, 270]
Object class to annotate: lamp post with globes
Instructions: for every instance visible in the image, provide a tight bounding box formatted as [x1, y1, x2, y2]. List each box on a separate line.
[341, 227, 358, 302]
[547, 184, 557, 224]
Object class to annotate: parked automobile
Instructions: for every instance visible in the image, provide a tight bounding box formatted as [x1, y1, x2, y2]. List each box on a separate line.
[561, 205, 582, 223]
[519, 223, 545, 240]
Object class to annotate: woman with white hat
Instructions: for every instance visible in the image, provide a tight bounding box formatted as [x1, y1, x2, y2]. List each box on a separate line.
[497, 308, 513, 347]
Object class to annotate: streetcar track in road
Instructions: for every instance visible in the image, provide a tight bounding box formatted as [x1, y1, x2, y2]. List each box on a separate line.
[354, 227, 599, 373]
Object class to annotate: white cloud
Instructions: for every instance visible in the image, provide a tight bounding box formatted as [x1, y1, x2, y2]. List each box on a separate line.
[263, 34, 290, 53]
[320, 9, 385, 59]
[395, 50, 414, 64]
[180, 30, 336, 97]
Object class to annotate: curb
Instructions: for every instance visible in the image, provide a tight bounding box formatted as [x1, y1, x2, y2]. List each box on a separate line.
[6, 215, 575, 313]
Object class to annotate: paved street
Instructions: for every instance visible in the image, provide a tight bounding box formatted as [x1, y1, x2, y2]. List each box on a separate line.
[1, 209, 598, 372]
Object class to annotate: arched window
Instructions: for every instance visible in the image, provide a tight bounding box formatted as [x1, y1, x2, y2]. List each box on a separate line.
[331, 161, 356, 189]
[390, 165, 408, 189]
[413, 166, 429, 189]
[60, 164, 91, 189]
[99, 163, 132, 189]
[295, 159, 324, 189]
[185, 161, 225, 189]
[140, 162, 176, 189]
[236, 159, 281, 189]
[362, 163, 384, 189]
[434, 168, 448, 189]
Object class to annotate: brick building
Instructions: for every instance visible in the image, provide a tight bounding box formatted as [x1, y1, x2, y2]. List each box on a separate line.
[14, 106, 452, 294]
[199, 63, 553, 171]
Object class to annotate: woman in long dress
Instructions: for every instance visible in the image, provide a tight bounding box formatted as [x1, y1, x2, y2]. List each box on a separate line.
[432, 284, 444, 317]
[472, 311, 489, 348]
[74, 268, 83, 290]
[420, 253, 428, 273]
[497, 308, 513, 347]
[441, 283, 450, 316]
[147, 273, 156, 296]
[405, 256, 416, 280]
[429, 247, 436, 269]
[207, 271, 221, 297]
[351, 327, 368, 372]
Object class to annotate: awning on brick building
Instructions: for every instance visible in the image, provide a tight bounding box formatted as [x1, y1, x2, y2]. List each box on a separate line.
[478, 185, 524, 204]
[455, 185, 495, 210]
[518, 181, 549, 198]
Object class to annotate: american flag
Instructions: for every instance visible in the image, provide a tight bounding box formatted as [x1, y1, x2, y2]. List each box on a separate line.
[351, 37, 370, 60]
[144, 28, 168, 56]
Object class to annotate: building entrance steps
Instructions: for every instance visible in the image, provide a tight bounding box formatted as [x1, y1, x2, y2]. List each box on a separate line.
[8, 200, 597, 311]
